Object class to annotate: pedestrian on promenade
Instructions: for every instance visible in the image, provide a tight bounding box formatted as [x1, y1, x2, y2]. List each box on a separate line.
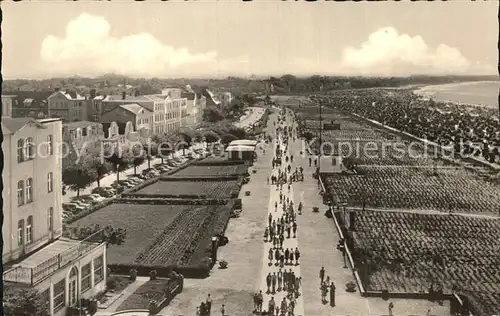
[309, 157, 312, 167]
[295, 277, 302, 296]
[279, 234, 285, 249]
[280, 298, 288, 316]
[257, 290, 264, 313]
[268, 248, 274, 265]
[272, 272, 277, 293]
[269, 226, 275, 243]
[275, 201, 278, 211]
[196, 306, 201, 316]
[319, 267, 325, 284]
[266, 273, 272, 293]
[321, 282, 328, 303]
[292, 222, 297, 238]
[284, 248, 290, 265]
[268, 297, 276, 316]
[220, 304, 226, 316]
[280, 251, 285, 268]
[278, 268, 283, 291]
[289, 270, 295, 291]
[289, 250, 294, 265]
[286, 223, 291, 238]
[269, 214, 273, 227]
[326, 276, 330, 285]
[289, 296, 296, 315]
[207, 294, 213, 316]
[388, 302, 394, 316]
[264, 227, 269, 242]
[275, 248, 280, 265]
[330, 282, 336, 307]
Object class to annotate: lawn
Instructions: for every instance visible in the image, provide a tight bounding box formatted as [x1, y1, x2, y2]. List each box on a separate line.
[70, 204, 184, 265]
[134, 179, 239, 199]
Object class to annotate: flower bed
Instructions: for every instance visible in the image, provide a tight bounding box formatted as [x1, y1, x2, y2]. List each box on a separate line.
[130, 179, 240, 199]
[174, 164, 249, 177]
[116, 277, 183, 312]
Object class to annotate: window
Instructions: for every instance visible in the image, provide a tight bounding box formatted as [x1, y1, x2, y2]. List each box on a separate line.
[17, 220, 24, 246]
[26, 216, 33, 244]
[24, 137, 35, 159]
[53, 279, 66, 313]
[94, 255, 104, 284]
[47, 135, 53, 155]
[81, 263, 92, 292]
[25, 178, 33, 203]
[17, 139, 25, 162]
[47, 172, 53, 193]
[48, 207, 53, 231]
[93, 115, 99, 121]
[82, 127, 87, 136]
[17, 180, 25, 206]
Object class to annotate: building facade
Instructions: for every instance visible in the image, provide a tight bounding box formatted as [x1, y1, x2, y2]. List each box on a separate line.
[101, 103, 153, 133]
[2, 94, 15, 117]
[62, 121, 105, 154]
[47, 90, 91, 122]
[2, 117, 107, 316]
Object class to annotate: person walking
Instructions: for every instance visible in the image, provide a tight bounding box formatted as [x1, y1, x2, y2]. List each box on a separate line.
[268, 214, 273, 227]
[196, 306, 201, 316]
[207, 294, 213, 316]
[280, 298, 288, 316]
[220, 304, 226, 316]
[277, 268, 283, 291]
[388, 302, 394, 316]
[264, 226, 269, 242]
[279, 234, 285, 249]
[292, 222, 297, 238]
[330, 282, 336, 307]
[280, 250, 285, 268]
[266, 273, 272, 293]
[286, 223, 291, 239]
[319, 267, 325, 284]
[257, 290, 264, 313]
[268, 248, 274, 266]
[272, 272, 277, 294]
[289, 250, 294, 265]
[284, 248, 290, 265]
[268, 297, 276, 316]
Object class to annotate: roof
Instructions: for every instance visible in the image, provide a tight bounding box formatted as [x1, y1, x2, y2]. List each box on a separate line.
[2, 94, 17, 98]
[181, 92, 196, 101]
[229, 139, 258, 146]
[100, 94, 154, 102]
[23, 98, 34, 105]
[48, 90, 85, 101]
[206, 89, 221, 104]
[14, 238, 82, 268]
[63, 120, 102, 129]
[2, 117, 37, 135]
[120, 103, 151, 115]
[225, 145, 256, 152]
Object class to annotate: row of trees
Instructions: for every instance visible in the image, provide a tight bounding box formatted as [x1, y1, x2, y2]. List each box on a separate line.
[62, 125, 248, 196]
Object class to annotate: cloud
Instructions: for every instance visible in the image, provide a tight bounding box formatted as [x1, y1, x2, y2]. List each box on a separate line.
[40, 13, 218, 77]
[340, 27, 493, 76]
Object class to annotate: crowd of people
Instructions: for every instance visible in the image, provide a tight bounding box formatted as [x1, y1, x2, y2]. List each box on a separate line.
[313, 90, 500, 164]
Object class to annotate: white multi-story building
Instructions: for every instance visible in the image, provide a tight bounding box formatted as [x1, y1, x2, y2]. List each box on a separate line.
[2, 104, 107, 316]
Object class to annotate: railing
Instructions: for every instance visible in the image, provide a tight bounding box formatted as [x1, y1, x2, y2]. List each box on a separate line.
[3, 230, 105, 285]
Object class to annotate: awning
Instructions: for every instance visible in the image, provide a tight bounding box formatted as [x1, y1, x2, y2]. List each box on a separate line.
[229, 139, 258, 146]
[225, 145, 256, 152]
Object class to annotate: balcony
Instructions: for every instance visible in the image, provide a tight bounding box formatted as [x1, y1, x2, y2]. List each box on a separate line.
[3, 231, 105, 286]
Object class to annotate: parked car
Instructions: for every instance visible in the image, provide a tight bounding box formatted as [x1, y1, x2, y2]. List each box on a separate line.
[92, 186, 116, 198]
[63, 203, 85, 214]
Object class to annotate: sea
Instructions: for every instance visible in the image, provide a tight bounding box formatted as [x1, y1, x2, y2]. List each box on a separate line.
[414, 81, 500, 109]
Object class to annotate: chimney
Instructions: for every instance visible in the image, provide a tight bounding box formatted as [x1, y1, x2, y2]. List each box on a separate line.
[54, 87, 60, 92]
[90, 89, 96, 99]
[122, 91, 126, 100]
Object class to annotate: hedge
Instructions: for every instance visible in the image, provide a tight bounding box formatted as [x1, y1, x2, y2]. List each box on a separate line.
[64, 198, 114, 224]
[193, 160, 247, 166]
[114, 197, 232, 206]
[123, 193, 209, 199]
[158, 176, 239, 182]
[109, 263, 211, 279]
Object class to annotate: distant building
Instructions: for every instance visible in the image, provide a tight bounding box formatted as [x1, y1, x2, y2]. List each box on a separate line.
[203, 89, 222, 110]
[62, 121, 104, 154]
[2, 92, 51, 119]
[2, 117, 107, 316]
[101, 103, 153, 136]
[181, 92, 197, 128]
[2, 95, 15, 117]
[216, 91, 233, 108]
[47, 89, 91, 122]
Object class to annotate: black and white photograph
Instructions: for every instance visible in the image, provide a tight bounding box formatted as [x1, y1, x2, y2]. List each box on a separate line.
[1, 1, 499, 316]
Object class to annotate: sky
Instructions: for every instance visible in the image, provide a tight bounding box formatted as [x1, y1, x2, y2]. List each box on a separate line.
[2, 1, 498, 79]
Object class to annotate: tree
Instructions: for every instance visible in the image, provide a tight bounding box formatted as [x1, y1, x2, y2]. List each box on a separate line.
[178, 131, 194, 156]
[62, 157, 96, 197]
[153, 134, 172, 163]
[203, 108, 225, 123]
[203, 131, 220, 144]
[143, 139, 159, 169]
[264, 95, 271, 105]
[105, 145, 133, 183]
[3, 285, 51, 316]
[227, 126, 247, 139]
[86, 148, 113, 188]
[77, 224, 127, 247]
[130, 143, 146, 175]
[221, 133, 238, 146]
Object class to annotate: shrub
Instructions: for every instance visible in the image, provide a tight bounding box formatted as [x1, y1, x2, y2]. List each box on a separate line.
[346, 281, 357, 293]
[219, 259, 228, 269]
[313, 206, 319, 212]
[150, 270, 158, 280]
[130, 269, 138, 281]
[245, 191, 251, 196]
[106, 277, 118, 290]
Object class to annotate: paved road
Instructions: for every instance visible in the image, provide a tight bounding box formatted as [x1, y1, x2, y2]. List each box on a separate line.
[234, 107, 266, 129]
